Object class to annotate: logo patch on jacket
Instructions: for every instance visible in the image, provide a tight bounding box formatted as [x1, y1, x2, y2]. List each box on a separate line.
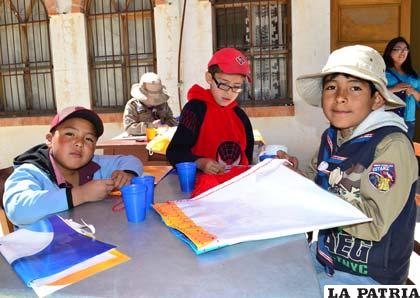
[368, 163, 396, 192]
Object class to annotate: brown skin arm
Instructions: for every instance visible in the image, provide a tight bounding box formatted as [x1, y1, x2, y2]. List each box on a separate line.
[195, 158, 224, 174]
[111, 170, 135, 189]
[71, 179, 115, 206]
[276, 150, 306, 177]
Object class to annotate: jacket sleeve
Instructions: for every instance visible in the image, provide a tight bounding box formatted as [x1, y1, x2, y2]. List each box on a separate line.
[305, 150, 319, 181]
[234, 107, 254, 164]
[157, 103, 178, 126]
[123, 99, 155, 135]
[343, 133, 418, 241]
[166, 100, 206, 166]
[92, 154, 143, 178]
[385, 71, 398, 88]
[3, 164, 70, 227]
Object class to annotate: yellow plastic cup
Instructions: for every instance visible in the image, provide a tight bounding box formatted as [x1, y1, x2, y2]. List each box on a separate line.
[146, 127, 157, 142]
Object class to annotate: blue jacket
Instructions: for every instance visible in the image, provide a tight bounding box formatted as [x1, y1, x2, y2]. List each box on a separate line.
[385, 69, 420, 122]
[4, 144, 143, 227]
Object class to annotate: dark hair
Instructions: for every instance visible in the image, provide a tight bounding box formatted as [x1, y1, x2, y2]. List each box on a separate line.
[383, 36, 418, 78]
[208, 64, 221, 75]
[322, 73, 377, 96]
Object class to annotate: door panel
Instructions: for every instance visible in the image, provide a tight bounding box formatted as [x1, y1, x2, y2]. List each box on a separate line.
[331, 0, 411, 53]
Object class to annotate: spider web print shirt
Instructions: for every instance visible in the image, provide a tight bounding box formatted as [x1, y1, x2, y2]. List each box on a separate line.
[188, 84, 249, 166]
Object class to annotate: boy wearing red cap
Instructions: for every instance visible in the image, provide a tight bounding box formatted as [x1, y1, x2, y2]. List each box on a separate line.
[4, 106, 143, 227]
[166, 48, 254, 173]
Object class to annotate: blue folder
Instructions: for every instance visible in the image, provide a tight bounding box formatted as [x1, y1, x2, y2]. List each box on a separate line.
[5, 215, 115, 286]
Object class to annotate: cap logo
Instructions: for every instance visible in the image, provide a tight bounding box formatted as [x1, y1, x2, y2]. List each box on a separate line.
[235, 56, 246, 65]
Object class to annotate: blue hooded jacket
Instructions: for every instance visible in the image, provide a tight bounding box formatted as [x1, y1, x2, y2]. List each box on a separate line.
[4, 144, 143, 227]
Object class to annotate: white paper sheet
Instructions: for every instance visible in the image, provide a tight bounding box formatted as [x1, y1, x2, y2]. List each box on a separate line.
[173, 159, 371, 252]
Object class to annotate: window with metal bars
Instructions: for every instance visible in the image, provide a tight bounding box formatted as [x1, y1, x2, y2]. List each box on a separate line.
[0, 0, 55, 116]
[87, 0, 156, 111]
[213, 0, 292, 106]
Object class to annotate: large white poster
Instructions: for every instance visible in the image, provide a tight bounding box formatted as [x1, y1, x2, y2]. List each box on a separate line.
[154, 159, 370, 254]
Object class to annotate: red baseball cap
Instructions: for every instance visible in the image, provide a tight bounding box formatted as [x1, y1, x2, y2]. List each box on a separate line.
[208, 48, 251, 82]
[50, 106, 104, 137]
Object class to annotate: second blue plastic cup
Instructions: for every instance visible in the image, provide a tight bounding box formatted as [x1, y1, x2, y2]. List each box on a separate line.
[121, 184, 147, 222]
[175, 162, 197, 193]
[131, 175, 155, 209]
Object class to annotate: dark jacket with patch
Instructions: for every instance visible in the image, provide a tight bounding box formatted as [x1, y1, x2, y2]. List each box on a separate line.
[315, 126, 416, 284]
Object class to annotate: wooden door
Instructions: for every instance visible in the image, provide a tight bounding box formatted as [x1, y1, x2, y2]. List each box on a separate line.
[331, 0, 411, 53]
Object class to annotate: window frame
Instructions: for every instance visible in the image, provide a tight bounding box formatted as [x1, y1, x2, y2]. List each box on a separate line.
[86, 0, 157, 113]
[212, 0, 293, 108]
[0, 0, 56, 117]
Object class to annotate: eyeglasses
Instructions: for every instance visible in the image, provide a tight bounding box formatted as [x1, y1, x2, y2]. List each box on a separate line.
[392, 48, 409, 53]
[211, 74, 243, 93]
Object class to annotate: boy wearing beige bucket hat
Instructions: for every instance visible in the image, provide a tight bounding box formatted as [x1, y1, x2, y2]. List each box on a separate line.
[123, 72, 178, 136]
[296, 45, 417, 286]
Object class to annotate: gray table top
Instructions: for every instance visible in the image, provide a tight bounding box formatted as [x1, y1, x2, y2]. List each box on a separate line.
[0, 172, 322, 298]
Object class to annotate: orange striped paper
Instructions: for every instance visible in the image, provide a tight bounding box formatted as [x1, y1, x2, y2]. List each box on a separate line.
[153, 202, 216, 249]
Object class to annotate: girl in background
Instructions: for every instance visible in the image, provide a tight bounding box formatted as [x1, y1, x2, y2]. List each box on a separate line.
[383, 36, 420, 140]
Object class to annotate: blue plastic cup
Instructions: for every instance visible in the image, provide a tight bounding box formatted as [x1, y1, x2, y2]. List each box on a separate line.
[131, 176, 155, 209]
[121, 184, 147, 222]
[175, 162, 197, 193]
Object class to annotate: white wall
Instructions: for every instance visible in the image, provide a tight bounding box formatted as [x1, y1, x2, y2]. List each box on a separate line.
[154, 2, 182, 115]
[50, 13, 91, 110]
[0, 0, 331, 171]
[0, 126, 47, 169]
[180, 1, 213, 104]
[154, 1, 212, 116]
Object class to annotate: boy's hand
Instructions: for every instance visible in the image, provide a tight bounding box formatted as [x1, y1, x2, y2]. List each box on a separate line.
[111, 170, 135, 189]
[195, 158, 224, 174]
[71, 179, 115, 206]
[152, 119, 162, 128]
[276, 150, 298, 169]
[276, 150, 307, 177]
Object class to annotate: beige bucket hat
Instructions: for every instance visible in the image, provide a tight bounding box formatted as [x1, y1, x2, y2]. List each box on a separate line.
[296, 45, 405, 110]
[131, 72, 169, 107]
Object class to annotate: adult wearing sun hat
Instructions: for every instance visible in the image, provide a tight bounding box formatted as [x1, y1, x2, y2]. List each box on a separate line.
[123, 72, 178, 136]
[294, 45, 416, 287]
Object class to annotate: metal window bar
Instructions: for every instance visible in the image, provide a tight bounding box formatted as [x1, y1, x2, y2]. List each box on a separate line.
[0, 0, 55, 116]
[87, 0, 156, 111]
[213, 0, 292, 106]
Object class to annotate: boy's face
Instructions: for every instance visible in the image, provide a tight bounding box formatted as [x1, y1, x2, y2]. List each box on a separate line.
[46, 117, 98, 172]
[205, 72, 245, 107]
[322, 74, 384, 130]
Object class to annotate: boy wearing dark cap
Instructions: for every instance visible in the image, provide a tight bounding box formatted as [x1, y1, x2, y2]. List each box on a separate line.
[4, 106, 143, 227]
[166, 48, 254, 174]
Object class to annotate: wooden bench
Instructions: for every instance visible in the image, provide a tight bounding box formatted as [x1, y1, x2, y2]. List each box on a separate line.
[0, 166, 14, 235]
